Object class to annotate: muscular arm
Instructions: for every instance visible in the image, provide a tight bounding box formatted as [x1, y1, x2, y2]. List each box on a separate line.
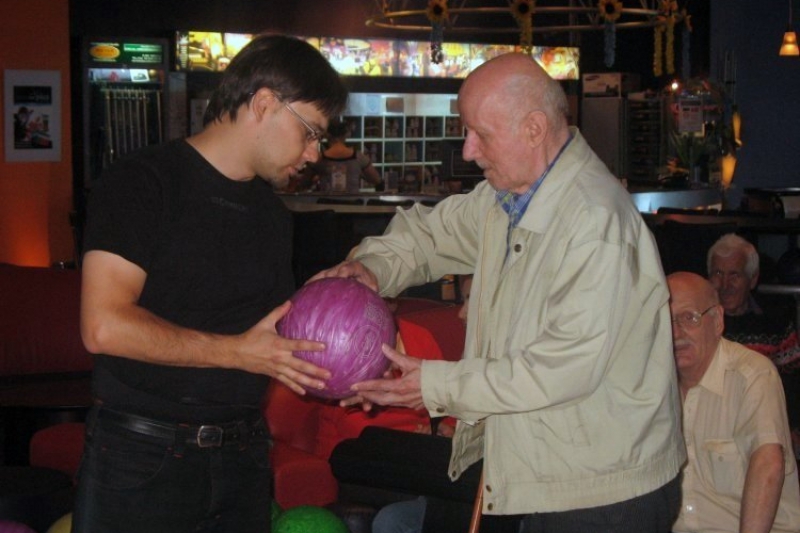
[740, 443, 785, 533]
[80, 250, 330, 394]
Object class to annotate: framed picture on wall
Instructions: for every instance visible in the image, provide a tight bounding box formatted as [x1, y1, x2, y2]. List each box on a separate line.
[4, 69, 61, 162]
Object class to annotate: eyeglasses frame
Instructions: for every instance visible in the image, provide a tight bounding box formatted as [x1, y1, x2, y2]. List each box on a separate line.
[671, 304, 717, 330]
[279, 99, 326, 149]
[249, 91, 326, 151]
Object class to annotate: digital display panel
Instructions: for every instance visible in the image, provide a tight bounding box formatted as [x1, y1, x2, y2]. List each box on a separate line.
[176, 31, 580, 80]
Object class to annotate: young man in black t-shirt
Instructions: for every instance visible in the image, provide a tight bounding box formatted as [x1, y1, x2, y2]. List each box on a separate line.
[74, 35, 347, 533]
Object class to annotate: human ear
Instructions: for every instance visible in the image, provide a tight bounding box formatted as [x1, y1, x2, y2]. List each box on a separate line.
[523, 110, 547, 148]
[250, 88, 279, 120]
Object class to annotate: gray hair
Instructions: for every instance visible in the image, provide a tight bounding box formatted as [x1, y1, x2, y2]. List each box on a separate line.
[707, 233, 759, 279]
[504, 70, 569, 133]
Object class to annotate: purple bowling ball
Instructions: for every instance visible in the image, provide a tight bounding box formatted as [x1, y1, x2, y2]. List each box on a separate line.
[0, 521, 37, 533]
[278, 277, 395, 399]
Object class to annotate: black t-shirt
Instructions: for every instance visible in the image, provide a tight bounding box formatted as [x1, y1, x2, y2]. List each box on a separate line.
[83, 140, 294, 422]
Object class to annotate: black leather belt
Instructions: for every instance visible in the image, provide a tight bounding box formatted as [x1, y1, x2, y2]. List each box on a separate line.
[97, 408, 267, 448]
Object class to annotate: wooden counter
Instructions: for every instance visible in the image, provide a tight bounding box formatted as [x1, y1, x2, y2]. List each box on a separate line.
[279, 187, 725, 215]
[278, 192, 445, 214]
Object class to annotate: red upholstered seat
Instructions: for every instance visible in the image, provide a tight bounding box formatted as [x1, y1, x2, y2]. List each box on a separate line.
[28, 423, 86, 480]
[265, 302, 466, 510]
[2, 264, 91, 476]
[396, 304, 466, 363]
[391, 296, 450, 317]
[0, 264, 91, 376]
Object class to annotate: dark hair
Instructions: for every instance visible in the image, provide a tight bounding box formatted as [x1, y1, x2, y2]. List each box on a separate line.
[326, 119, 350, 140]
[203, 34, 348, 125]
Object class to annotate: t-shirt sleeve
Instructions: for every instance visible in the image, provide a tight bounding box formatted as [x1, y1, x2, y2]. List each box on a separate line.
[83, 155, 166, 271]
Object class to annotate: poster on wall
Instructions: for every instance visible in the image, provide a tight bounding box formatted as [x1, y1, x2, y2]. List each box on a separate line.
[4, 69, 61, 162]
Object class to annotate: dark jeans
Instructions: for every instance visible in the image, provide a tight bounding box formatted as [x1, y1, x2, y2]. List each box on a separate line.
[72, 406, 272, 533]
[518, 475, 681, 533]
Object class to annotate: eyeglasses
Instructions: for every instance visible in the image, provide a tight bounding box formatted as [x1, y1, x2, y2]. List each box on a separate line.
[671, 305, 716, 329]
[248, 91, 326, 149]
[280, 100, 326, 147]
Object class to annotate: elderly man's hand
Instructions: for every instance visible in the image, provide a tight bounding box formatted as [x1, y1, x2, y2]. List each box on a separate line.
[350, 344, 424, 410]
[309, 260, 379, 292]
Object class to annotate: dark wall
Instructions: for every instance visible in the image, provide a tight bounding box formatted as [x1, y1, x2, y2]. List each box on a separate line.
[709, 0, 800, 206]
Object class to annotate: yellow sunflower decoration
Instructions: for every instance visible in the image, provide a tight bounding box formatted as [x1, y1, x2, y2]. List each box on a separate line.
[511, 0, 535, 54]
[666, 16, 675, 74]
[654, 26, 664, 77]
[598, 0, 622, 23]
[426, 0, 448, 24]
[599, 0, 623, 67]
[427, 0, 448, 64]
[654, 0, 678, 76]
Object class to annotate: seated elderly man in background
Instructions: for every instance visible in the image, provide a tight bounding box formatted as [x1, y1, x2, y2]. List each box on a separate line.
[707, 233, 800, 452]
[667, 271, 800, 533]
[707, 234, 797, 359]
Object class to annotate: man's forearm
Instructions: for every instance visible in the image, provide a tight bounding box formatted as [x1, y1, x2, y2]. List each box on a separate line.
[83, 301, 239, 369]
[740, 443, 785, 533]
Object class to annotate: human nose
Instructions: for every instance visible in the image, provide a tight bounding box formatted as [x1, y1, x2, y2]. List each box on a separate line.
[462, 130, 479, 161]
[671, 317, 688, 338]
[303, 141, 321, 163]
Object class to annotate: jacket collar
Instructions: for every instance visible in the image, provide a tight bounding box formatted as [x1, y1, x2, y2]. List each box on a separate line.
[515, 126, 592, 234]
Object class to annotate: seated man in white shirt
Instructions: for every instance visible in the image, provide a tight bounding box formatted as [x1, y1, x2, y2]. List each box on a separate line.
[667, 271, 800, 533]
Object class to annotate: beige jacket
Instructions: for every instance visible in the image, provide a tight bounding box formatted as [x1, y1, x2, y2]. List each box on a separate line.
[355, 128, 686, 514]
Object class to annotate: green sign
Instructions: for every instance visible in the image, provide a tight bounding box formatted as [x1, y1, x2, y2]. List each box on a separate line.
[89, 42, 164, 65]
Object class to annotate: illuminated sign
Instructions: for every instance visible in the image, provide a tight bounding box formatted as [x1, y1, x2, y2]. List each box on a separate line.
[89, 42, 164, 65]
[175, 31, 579, 80]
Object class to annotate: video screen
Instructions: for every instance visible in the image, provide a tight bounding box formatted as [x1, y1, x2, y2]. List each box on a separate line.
[176, 32, 580, 80]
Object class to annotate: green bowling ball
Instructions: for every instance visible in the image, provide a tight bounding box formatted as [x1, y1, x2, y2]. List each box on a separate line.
[273, 505, 348, 533]
[272, 500, 283, 528]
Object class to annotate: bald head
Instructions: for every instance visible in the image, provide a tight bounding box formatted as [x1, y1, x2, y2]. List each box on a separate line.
[667, 272, 720, 307]
[667, 272, 724, 389]
[457, 53, 571, 194]
[460, 53, 569, 131]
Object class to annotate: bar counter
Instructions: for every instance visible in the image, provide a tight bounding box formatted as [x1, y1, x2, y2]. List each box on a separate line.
[278, 192, 444, 213]
[278, 186, 724, 215]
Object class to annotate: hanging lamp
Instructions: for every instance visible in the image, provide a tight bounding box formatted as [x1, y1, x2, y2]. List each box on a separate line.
[779, 0, 799, 56]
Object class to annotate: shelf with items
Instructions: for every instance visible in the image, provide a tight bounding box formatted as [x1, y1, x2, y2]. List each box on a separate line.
[404, 116, 424, 139]
[404, 141, 424, 163]
[425, 116, 444, 138]
[383, 141, 404, 164]
[363, 117, 384, 139]
[383, 117, 404, 139]
[362, 141, 383, 165]
[424, 141, 443, 163]
[626, 97, 666, 182]
[383, 166, 403, 191]
[339, 103, 467, 191]
[342, 116, 362, 139]
[444, 117, 464, 138]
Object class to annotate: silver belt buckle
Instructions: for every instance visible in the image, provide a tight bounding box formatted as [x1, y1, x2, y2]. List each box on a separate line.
[196, 425, 224, 447]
